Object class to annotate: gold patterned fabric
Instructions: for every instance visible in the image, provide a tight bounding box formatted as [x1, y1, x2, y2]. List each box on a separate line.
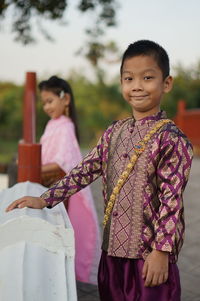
[103, 119, 172, 227]
[41, 111, 193, 262]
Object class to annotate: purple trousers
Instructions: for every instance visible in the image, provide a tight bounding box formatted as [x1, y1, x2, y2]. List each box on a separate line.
[98, 251, 181, 301]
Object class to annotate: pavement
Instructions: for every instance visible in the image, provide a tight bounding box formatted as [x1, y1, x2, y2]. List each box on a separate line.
[0, 157, 200, 301]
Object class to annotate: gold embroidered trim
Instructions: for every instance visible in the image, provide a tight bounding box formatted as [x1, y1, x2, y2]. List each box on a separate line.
[103, 119, 173, 227]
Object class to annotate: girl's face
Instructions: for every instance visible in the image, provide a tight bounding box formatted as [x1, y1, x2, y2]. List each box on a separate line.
[41, 90, 70, 119]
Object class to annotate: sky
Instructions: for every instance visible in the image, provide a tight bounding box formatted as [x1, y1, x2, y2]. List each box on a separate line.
[0, 0, 200, 84]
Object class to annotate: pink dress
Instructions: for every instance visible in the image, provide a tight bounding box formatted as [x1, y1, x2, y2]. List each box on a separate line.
[40, 115, 101, 284]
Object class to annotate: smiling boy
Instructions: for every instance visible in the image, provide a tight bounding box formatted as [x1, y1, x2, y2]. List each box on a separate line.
[121, 54, 172, 119]
[7, 40, 193, 301]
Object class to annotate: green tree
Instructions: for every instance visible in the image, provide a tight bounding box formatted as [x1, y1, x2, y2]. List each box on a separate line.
[0, 82, 23, 163]
[0, 82, 23, 139]
[0, 0, 118, 44]
[161, 62, 200, 117]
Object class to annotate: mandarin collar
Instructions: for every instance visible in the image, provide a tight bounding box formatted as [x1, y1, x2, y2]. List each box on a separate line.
[131, 111, 167, 126]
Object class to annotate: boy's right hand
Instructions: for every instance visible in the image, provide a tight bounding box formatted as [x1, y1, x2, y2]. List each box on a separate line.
[5, 196, 47, 212]
[142, 249, 169, 287]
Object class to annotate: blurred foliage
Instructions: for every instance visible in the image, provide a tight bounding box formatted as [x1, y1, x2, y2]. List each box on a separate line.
[161, 62, 200, 118]
[1, 61, 200, 163]
[0, 0, 118, 44]
[77, 27, 121, 70]
[68, 72, 130, 144]
[0, 82, 23, 139]
[0, 82, 23, 163]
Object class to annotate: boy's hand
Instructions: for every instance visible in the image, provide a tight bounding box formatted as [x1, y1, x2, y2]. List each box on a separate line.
[5, 196, 47, 212]
[142, 249, 169, 287]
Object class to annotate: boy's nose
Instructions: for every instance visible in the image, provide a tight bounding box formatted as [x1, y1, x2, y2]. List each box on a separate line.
[131, 79, 143, 91]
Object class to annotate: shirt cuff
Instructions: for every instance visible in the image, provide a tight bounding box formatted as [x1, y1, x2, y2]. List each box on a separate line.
[40, 196, 53, 209]
[152, 240, 173, 253]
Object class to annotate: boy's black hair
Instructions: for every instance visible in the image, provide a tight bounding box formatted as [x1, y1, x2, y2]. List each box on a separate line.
[120, 40, 170, 79]
[38, 76, 79, 142]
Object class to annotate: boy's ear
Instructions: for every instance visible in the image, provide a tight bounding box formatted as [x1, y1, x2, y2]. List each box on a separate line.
[164, 76, 173, 93]
[64, 93, 71, 105]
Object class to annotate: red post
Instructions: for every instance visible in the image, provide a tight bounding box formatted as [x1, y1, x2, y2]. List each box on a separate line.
[23, 72, 36, 143]
[18, 143, 41, 183]
[17, 72, 42, 183]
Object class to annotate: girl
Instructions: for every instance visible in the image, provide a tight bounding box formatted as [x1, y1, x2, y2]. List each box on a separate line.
[39, 76, 100, 284]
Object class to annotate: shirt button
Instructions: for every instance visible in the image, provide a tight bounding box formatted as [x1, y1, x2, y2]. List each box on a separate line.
[129, 128, 133, 133]
[123, 153, 128, 158]
[113, 211, 118, 217]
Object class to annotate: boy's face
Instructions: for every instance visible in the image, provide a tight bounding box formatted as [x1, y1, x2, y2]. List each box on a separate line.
[121, 55, 173, 119]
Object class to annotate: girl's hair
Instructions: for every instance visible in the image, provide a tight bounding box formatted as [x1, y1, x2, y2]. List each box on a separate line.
[38, 76, 79, 143]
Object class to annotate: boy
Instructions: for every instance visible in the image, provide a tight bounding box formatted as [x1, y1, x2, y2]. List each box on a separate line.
[7, 40, 193, 301]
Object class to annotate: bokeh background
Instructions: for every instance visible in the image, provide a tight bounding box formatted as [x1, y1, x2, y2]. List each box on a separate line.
[1, 0, 200, 165]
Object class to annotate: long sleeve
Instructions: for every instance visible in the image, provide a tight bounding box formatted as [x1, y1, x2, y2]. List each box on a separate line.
[40, 121, 115, 207]
[152, 132, 193, 253]
[40, 136, 103, 207]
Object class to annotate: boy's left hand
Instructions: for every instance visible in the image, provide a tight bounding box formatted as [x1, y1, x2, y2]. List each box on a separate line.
[142, 249, 169, 287]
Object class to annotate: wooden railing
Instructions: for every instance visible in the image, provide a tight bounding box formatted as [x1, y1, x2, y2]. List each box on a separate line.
[174, 100, 200, 155]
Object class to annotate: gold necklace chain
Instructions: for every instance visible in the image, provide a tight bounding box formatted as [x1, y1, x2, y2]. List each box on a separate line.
[103, 119, 173, 227]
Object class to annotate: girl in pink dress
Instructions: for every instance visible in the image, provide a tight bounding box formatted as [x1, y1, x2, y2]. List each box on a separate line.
[39, 76, 100, 284]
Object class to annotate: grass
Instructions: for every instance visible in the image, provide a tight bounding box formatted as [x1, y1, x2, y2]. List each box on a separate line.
[0, 139, 18, 164]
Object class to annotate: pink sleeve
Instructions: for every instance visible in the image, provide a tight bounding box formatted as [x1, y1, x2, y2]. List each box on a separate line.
[48, 122, 82, 173]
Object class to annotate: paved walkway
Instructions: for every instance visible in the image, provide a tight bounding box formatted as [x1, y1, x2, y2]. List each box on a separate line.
[1, 157, 200, 301]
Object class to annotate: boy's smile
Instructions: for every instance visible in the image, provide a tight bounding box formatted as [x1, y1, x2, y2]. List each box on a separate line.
[121, 55, 173, 120]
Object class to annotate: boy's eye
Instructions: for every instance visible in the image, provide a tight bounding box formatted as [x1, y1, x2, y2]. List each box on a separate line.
[144, 76, 153, 80]
[124, 77, 132, 81]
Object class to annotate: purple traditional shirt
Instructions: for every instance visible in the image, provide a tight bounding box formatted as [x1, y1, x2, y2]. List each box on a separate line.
[41, 111, 193, 262]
